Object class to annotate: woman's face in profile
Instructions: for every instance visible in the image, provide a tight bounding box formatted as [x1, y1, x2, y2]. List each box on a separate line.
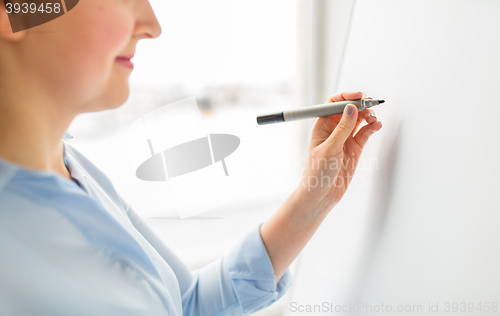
[1, 0, 161, 113]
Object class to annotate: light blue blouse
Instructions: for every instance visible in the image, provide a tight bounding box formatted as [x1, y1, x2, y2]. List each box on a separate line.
[0, 139, 292, 316]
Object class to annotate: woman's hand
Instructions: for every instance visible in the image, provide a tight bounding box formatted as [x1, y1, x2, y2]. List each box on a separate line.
[297, 91, 383, 214]
[260, 91, 382, 281]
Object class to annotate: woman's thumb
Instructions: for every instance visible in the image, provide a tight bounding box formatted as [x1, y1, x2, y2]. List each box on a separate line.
[325, 104, 358, 151]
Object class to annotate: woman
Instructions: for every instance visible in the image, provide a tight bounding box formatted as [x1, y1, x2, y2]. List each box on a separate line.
[0, 0, 382, 315]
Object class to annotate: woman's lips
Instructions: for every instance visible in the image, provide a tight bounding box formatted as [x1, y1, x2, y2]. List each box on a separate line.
[116, 55, 134, 69]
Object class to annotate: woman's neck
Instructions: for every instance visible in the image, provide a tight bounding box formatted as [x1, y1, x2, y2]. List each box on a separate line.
[0, 95, 74, 181]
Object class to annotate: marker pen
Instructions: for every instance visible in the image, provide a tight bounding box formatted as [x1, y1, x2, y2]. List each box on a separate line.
[256, 98, 385, 125]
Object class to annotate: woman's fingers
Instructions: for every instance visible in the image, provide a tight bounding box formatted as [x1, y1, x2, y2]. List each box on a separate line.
[325, 104, 359, 153]
[352, 108, 377, 133]
[312, 91, 376, 150]
[353, 120, 383, 149]
[328, 91, 363, 103]
[357, 108, 377, 124]
[336, 108, 377, 138]
[308, 116, 334, 148]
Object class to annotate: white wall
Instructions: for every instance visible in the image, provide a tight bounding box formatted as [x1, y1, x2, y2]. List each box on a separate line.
[287, 1, 500, 315]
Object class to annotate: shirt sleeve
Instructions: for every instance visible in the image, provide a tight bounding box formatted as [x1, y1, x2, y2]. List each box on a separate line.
[222, 223, 294, 315]
[128, 208, 293, 316]
[182, 223, 293, 316]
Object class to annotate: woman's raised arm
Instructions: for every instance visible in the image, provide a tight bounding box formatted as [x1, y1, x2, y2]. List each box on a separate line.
[260, 91, 383, 281]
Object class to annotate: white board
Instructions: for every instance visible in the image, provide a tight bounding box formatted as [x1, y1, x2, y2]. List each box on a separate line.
[287, 1, 500, 315]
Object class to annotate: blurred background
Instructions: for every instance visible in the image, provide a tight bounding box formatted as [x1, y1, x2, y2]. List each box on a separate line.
[67, 0, 500, 315]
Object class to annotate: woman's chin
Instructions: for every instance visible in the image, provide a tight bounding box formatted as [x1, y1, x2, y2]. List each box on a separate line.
[106, 75, 131, 107]
[79, 67, 132, 113]
[87, 87, 130, 112]
[107, 90, 130, 110]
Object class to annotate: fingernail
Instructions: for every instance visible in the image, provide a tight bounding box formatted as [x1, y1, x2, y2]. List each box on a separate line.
[369, 113, 376, 118]
[346, 104, 354, 116]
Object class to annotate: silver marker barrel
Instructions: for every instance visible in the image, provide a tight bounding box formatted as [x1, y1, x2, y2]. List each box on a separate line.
[256, 99, 384, 125]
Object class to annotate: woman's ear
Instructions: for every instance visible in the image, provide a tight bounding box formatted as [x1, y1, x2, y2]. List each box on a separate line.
[0, 1, 26, 42]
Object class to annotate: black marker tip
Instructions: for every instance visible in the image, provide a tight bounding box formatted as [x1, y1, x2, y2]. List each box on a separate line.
[379, 100, 385, 104]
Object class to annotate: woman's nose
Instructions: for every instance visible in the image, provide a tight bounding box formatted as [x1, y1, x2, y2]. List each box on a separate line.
[133, 0, 162, 39]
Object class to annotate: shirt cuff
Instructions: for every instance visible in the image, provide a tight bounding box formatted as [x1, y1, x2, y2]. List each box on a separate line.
[225, 222, 293, 315]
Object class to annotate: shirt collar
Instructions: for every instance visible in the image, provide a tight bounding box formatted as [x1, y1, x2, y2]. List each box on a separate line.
[63, 140, 90, 195]
[62, 140, 126, 224]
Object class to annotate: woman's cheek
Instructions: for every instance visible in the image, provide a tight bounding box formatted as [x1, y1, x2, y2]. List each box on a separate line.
[66, 6, 134, 102]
